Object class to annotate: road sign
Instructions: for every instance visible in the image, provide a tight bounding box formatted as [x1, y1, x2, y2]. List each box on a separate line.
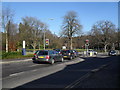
[85, 43, 89, 46]
[85, 39, 89, 43]
[46, 39, 49, 45]
[23, 41, 25, 48]
[62, 46, 66, 49]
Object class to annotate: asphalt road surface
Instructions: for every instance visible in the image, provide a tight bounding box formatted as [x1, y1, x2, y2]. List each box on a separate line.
[1, 54, 120, 89]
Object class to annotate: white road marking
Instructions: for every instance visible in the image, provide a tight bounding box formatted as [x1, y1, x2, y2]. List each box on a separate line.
[32, 69, 37, 72]
[65, 72, 90, 88]
[9, 72, 25, 77]
[91, 69, 100, 72]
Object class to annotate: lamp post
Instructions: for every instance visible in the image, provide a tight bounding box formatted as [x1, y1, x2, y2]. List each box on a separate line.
[43, 30, 46, 50]
[43, 18, 54, 50]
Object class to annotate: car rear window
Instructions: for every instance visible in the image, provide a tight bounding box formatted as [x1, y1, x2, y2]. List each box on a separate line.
[34, 50, 39, 54]
[62, 50, 70, 53]
[38, 51, 48, 55]
[111, 51, 116, 53]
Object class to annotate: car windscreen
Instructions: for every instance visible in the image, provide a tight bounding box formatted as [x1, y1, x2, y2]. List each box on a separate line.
[38, 51, 48, 55]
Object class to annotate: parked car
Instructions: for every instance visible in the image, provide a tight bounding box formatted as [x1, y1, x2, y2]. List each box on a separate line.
[108, 50, 117, 56]
[73, 50, 79, 57]
[32, 50, 64, 64]
[61, 50, 75, 60]
[88, 50, 97, 55]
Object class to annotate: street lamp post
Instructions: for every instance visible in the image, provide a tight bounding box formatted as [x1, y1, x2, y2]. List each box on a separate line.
[43, 18, 54, 50]
[43, 29, 46, 50]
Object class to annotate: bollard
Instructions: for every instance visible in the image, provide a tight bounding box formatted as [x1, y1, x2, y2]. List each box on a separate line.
[22, 48, 26, 55]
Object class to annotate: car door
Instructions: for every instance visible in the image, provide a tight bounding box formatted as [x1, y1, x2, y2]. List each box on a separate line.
[51, 51, 57, 61]
[56, 51, 62, 61]
[54, 51, 60, 61]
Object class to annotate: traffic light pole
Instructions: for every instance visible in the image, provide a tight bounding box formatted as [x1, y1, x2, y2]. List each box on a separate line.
[85, 39, 89, 57]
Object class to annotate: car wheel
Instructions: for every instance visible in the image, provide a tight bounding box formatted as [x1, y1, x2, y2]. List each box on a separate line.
[70, 56, 73, 60]
[61, 57, 64, 62]
[33, 60, 36, 63]
[51, 59, 55, 64]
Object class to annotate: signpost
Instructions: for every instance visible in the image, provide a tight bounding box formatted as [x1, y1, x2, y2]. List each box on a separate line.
[62, 46, 66, 50]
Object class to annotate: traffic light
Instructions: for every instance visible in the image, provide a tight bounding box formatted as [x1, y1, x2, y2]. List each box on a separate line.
[46, 39, 49, 45]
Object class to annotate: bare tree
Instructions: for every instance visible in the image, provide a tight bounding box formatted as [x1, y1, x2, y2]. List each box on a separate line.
[19, 16, 48, 51]
[2, 7, 14, 52]
[61, 11, 82, 49]
[91, 20, 116, 52]
[6, 21, 18, 51]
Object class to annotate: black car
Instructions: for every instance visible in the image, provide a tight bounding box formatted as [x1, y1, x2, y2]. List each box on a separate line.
[108, 50, 117, 56]
[53, 49, 62, 54]
[32, 50, 64, 64]
[61, 50, 75, 60]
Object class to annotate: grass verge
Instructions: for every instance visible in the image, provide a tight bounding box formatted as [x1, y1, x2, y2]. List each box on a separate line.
[2, 51, 33, 59]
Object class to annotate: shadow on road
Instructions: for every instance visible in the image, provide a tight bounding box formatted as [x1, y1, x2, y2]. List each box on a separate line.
[11, 56, 120, 89]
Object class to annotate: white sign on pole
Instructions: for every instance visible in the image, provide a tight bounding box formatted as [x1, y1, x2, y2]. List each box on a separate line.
[23, 41, 25, 48]
[62, 46, 66, 49]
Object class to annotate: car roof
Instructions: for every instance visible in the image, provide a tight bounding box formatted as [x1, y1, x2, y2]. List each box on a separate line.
[36, 50, 53, 52]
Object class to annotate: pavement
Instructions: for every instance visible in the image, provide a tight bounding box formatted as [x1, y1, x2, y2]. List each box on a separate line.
[0, 58, 32, 64]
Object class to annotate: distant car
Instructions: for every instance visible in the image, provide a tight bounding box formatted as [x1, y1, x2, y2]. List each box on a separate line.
[88, 50, 97, 55]
[73, 50, 79, 57]
[61, 50, 75, 60]
[32, 50, 64, 64]
[108, 50, 117, 56]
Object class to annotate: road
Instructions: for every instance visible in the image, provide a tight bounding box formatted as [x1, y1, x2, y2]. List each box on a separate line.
[1, 54, 120, 89]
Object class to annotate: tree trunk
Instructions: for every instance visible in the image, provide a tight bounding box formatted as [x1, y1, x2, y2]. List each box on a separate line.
[31, 43, 36, 52]
[70, 37, 73, 50]
[38, 43, 40, 50]
[104, 44, 108, 52]
[6, 28, 8, 52]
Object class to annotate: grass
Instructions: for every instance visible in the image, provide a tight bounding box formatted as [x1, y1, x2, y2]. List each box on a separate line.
[2, 51, 34, 59]
[1, 48, 106, 60]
